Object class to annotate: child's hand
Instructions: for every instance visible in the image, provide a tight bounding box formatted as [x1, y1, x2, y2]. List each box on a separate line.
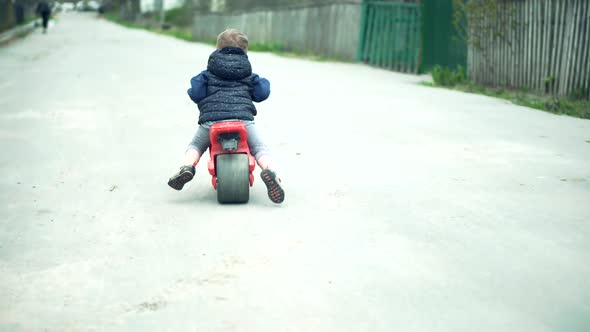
[252, 74, 270, 102]
[187, 70, 208, 103]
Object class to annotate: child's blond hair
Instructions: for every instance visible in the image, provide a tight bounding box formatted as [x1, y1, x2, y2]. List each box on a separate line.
[216, 29, 249, 52]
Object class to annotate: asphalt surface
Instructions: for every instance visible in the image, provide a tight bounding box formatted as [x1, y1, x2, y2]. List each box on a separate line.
[1, 12, 589, 332]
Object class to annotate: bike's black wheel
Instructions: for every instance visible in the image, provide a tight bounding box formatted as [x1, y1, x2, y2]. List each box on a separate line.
[216, 153, 250, 204]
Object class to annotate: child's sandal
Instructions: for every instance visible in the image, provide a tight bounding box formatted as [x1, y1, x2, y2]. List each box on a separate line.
[260, 169, 285, 204]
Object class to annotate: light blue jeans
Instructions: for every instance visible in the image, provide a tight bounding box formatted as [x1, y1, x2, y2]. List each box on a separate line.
[187, 120, 271, 160]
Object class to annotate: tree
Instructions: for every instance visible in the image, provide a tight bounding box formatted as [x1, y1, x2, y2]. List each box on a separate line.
[452, 0, 515, 52]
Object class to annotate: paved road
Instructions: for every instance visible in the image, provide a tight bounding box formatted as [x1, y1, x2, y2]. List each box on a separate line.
[1, 13, 589, 332]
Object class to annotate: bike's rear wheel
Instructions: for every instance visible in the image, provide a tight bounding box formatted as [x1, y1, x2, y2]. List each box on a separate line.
[216, 153, 250, 204]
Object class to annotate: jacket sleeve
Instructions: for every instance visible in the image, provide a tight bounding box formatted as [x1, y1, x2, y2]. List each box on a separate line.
[251, 74, 270, 102]
[187, 70, 208, 104]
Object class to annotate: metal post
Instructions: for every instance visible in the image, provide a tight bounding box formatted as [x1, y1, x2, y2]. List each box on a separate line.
[159, 0, 165, 27]
[356, 0, 368, 62]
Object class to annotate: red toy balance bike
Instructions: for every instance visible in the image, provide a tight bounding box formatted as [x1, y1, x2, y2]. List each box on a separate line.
[207, 121, 256, 203]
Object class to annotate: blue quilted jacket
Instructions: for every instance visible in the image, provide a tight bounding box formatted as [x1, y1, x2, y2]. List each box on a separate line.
[187, 47, 271, 124]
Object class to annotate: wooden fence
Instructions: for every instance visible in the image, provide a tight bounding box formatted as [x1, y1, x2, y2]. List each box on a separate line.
[468, 0, 590, 99]
[192, 3, 362, 60]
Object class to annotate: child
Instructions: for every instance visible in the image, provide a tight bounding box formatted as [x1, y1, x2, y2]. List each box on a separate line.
[168, 28, 285, 204]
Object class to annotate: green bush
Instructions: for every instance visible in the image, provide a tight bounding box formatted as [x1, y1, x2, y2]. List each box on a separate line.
[160, 28, 192, 42]
[248, 41, 288, 53]
[431, 65, 467, 87]
[423, 64, 589, 119]
[164, 7, 193, 27]
[568, 87, 589, 101]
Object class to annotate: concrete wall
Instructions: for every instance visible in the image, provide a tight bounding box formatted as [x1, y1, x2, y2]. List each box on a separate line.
[0, 0, 16, 33]
[192, 3, 362, 60]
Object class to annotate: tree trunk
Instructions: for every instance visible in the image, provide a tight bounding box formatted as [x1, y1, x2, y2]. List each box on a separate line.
[120, 0, 140, 20]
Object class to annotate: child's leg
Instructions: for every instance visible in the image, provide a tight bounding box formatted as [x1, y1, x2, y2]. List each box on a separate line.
[246, 122, 274, 169]
[246, 122, 285, 203]
[42, 13, 49, 31]
[168, 126, 210, 190]
[255, 154, 273, 170]
[183, 148, 201, 166]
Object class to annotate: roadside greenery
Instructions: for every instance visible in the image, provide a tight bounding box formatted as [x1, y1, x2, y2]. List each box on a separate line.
[104, 13, 193, 41]
[424, 66, 590, 120]
[431, 65, 467, 87]
[18, 15, 38, 26]
[164, 7, 193, 27]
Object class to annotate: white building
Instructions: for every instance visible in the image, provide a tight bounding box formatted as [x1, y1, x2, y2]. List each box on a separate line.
[140, 0, 185, 13]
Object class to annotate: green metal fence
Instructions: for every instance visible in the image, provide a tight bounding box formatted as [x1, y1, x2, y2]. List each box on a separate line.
[356, 1, 422, 73]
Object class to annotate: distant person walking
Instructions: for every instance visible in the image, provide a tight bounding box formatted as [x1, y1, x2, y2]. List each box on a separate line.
[36, 1, 51, 33]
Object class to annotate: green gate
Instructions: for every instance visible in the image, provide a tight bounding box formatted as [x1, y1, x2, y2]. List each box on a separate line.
[421, 0, 467, 72]
[356, 1, 422, 73]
